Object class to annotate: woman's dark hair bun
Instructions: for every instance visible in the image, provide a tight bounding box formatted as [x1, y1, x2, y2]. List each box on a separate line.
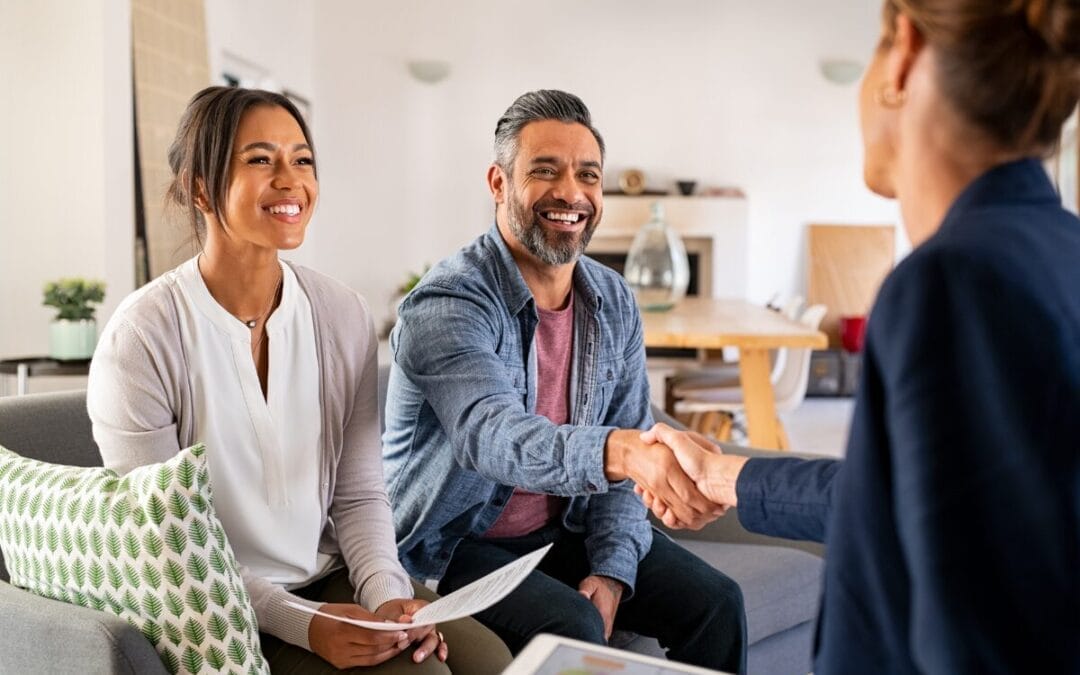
[1024, 0, 1080, 58]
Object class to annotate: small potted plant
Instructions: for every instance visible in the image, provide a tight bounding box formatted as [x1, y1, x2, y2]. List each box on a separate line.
[42, 278, 106, 360]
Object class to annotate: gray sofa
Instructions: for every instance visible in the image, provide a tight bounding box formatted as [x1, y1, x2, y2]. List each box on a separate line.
[0, 385, 824, 674]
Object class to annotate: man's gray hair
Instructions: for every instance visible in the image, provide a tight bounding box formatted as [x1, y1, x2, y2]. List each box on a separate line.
[494, 90, 606, 174]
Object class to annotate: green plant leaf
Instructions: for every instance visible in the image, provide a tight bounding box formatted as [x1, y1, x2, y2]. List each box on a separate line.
[131, 507, 147, 527]
[163, 559, 185, 587]
[106, 561, 123, 590]
[207, 612, 229, 642]
[228, 607, 249, 634]
[164, 590, 185, 619]
[41, 494, 55, 518]
[28, 493, 42, 517]
[187, 554, 209, 583]
[143, 529, 164, 557]
[89, 528, 104, 557]
[188, 518, 208, 548]
[206, 644, 227, 670]
[122, 589, 140, 613]
[208, 579, 229, 608]
[103, 591, 123, 614]
[97, 498, 109, 524]
[45, 527, 58, 552]
[160, 646, 180, 674]
[74, 529, 88, 555]
[141, 619, 163, 646]
[32, 522, 44, 549]
[111, 500, 131, 527]
[88, 560, 104, 589]
[189, 493, 208, 514]
[142, 591, 163, 619]
[124, 530, 141, 559]
[183, 617, 206, 645]
[142, 561, 162, 590]
[208, 548, 228, 575]
[123, 561, 140, 587]
[60, 526, 73, 554]
[181, 646, 203, 673]
[164, 523, 187, 555]
[56, 558, 70, 586]
[186, 586, 208, 614]
[212, 523, 227, 549]
[72, 559, 86, 586]
[167, 491, 189, 520]
[106, 529, 122, 558]
[79, 497, 94, 524]
[155, 466, 174, 493]
[227, 638, 248, 666]
[101, 477, 118, 493]
[147, 494, 167, 526]
[176, 458, 195, 490]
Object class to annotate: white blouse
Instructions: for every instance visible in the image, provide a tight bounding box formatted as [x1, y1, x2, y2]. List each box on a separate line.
[174, 257, 335, 588]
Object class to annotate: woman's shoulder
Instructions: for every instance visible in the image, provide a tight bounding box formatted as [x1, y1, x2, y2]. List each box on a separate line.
[286, 261, 375, 347]
[103, 266, 186, 342]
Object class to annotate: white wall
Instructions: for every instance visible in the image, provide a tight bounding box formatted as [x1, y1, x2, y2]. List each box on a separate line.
[305, 0, 904, 330]
[204, 0, 315, 99]
[0, 0, 905, 368]
[0, 0, 134, 365]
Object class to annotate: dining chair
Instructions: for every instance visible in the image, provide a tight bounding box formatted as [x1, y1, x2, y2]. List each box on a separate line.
[673, 304, 827, 450]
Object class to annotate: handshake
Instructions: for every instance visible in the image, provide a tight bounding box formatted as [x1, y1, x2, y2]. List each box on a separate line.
[605, 423, 749, 530]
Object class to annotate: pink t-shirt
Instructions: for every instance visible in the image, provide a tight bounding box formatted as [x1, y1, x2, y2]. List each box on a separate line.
[484, 292, 574, 538]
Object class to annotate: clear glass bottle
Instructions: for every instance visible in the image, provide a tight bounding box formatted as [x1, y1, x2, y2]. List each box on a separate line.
[623, 202, 690, 311]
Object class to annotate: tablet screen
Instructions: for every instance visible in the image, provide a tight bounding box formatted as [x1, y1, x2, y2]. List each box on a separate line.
[533, 643, 707, 675]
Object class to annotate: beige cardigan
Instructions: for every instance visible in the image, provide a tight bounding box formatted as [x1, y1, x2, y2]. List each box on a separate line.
[87, 260, 413, 650]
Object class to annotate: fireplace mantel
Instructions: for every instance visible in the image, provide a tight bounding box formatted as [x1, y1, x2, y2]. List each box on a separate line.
[587, 194, 749, 299]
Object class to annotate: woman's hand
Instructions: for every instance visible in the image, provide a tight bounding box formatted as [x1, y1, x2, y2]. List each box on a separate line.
[375, 598, 449, 664]
[635, 424, 749, 528]
[308, 603, 411, 668]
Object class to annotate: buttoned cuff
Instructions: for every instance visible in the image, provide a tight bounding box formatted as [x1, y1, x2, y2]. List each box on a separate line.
[566, 426, 619, 495]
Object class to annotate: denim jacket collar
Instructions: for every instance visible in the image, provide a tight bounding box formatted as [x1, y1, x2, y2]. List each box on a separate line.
[484, 223, 605, 318]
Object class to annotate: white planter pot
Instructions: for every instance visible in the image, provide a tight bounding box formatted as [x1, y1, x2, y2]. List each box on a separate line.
[49, 319, 97, 361]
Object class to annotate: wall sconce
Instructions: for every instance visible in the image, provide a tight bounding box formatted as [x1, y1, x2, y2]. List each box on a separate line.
[819, 59, 864, 86]
[407, 60, 451, 84]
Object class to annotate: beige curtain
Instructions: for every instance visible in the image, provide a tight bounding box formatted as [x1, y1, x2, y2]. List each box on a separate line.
[131, 0, 210, 283]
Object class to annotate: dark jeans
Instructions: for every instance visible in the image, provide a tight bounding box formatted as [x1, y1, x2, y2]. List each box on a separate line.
[439, 524, 747, 674]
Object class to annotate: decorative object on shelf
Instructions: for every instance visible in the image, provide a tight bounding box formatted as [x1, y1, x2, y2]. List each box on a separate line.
[819, 59, 864, 85]
[676, 180, 697, 196]
[618, 169, 647, 195]
[42, 278, 105, 361]
[623, 202, 690, 312]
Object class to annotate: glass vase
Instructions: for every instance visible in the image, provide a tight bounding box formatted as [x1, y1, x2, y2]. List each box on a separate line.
[623, 202, 690, 311]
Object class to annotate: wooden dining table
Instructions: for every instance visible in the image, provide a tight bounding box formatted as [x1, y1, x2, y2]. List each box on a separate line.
[641, 297, 828, 450]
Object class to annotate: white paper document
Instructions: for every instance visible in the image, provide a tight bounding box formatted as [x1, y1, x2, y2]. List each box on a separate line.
[285, 542, 553, 631]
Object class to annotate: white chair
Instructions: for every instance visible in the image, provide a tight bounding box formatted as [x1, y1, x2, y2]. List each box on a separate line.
[674, 304, 827, 450]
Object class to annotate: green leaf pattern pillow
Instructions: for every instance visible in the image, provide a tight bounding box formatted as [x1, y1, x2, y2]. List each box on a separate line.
[0, 444, 267, 675]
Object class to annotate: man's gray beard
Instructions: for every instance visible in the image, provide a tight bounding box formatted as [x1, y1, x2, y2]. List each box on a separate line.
[507, 195, 598, 266]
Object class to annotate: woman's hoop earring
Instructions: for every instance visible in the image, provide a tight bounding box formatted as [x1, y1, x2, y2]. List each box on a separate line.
[875, 85, 907, 109]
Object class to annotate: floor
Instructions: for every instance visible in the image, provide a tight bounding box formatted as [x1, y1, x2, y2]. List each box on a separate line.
[779, 398, 854, 459]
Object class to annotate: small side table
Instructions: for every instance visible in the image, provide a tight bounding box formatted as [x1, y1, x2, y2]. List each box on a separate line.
[0, 357, 92, 396]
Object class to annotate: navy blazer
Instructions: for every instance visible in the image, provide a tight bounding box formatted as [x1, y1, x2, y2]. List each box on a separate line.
[736, 159, 1080, 674]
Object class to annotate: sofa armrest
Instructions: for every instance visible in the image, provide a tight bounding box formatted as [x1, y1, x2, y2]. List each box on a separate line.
[648, 405, 827, 557]
[0, 581, 167, 674]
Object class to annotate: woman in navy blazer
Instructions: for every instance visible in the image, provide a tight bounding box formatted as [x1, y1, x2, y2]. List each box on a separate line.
[640, 1, 1080, 673]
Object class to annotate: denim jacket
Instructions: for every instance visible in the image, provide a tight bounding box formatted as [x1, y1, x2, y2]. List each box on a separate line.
[383, 224, 654, 593]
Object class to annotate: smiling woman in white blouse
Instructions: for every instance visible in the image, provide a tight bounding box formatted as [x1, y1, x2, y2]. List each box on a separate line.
[87, 86, 510, 675]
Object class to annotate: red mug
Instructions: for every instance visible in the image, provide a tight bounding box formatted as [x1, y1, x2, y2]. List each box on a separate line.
[840, 315, 867, 353]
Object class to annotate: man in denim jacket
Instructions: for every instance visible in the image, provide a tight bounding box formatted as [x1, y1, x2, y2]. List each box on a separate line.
[382, 90, 746, 673]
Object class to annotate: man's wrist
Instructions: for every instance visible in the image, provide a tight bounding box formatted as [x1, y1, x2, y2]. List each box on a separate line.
[603, 429, 634, 481]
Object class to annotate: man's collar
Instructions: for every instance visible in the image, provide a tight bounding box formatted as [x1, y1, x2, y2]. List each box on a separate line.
[484, 223, 603, 316]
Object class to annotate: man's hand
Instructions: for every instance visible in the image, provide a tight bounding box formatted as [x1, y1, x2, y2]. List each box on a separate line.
[578, 575, 624, 640]
[635, 424, 749, 528]
[605, 429, 725, 530]
[308, 603, 411, 669]
[375, 598, 448, 663]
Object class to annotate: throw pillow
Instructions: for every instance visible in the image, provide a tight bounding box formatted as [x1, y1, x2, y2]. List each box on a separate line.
[0, 443, 267, 675]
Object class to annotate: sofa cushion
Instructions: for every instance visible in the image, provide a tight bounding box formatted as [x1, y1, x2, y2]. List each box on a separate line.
[0, 443, 268, 675]
[675, 539, 823, 644]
